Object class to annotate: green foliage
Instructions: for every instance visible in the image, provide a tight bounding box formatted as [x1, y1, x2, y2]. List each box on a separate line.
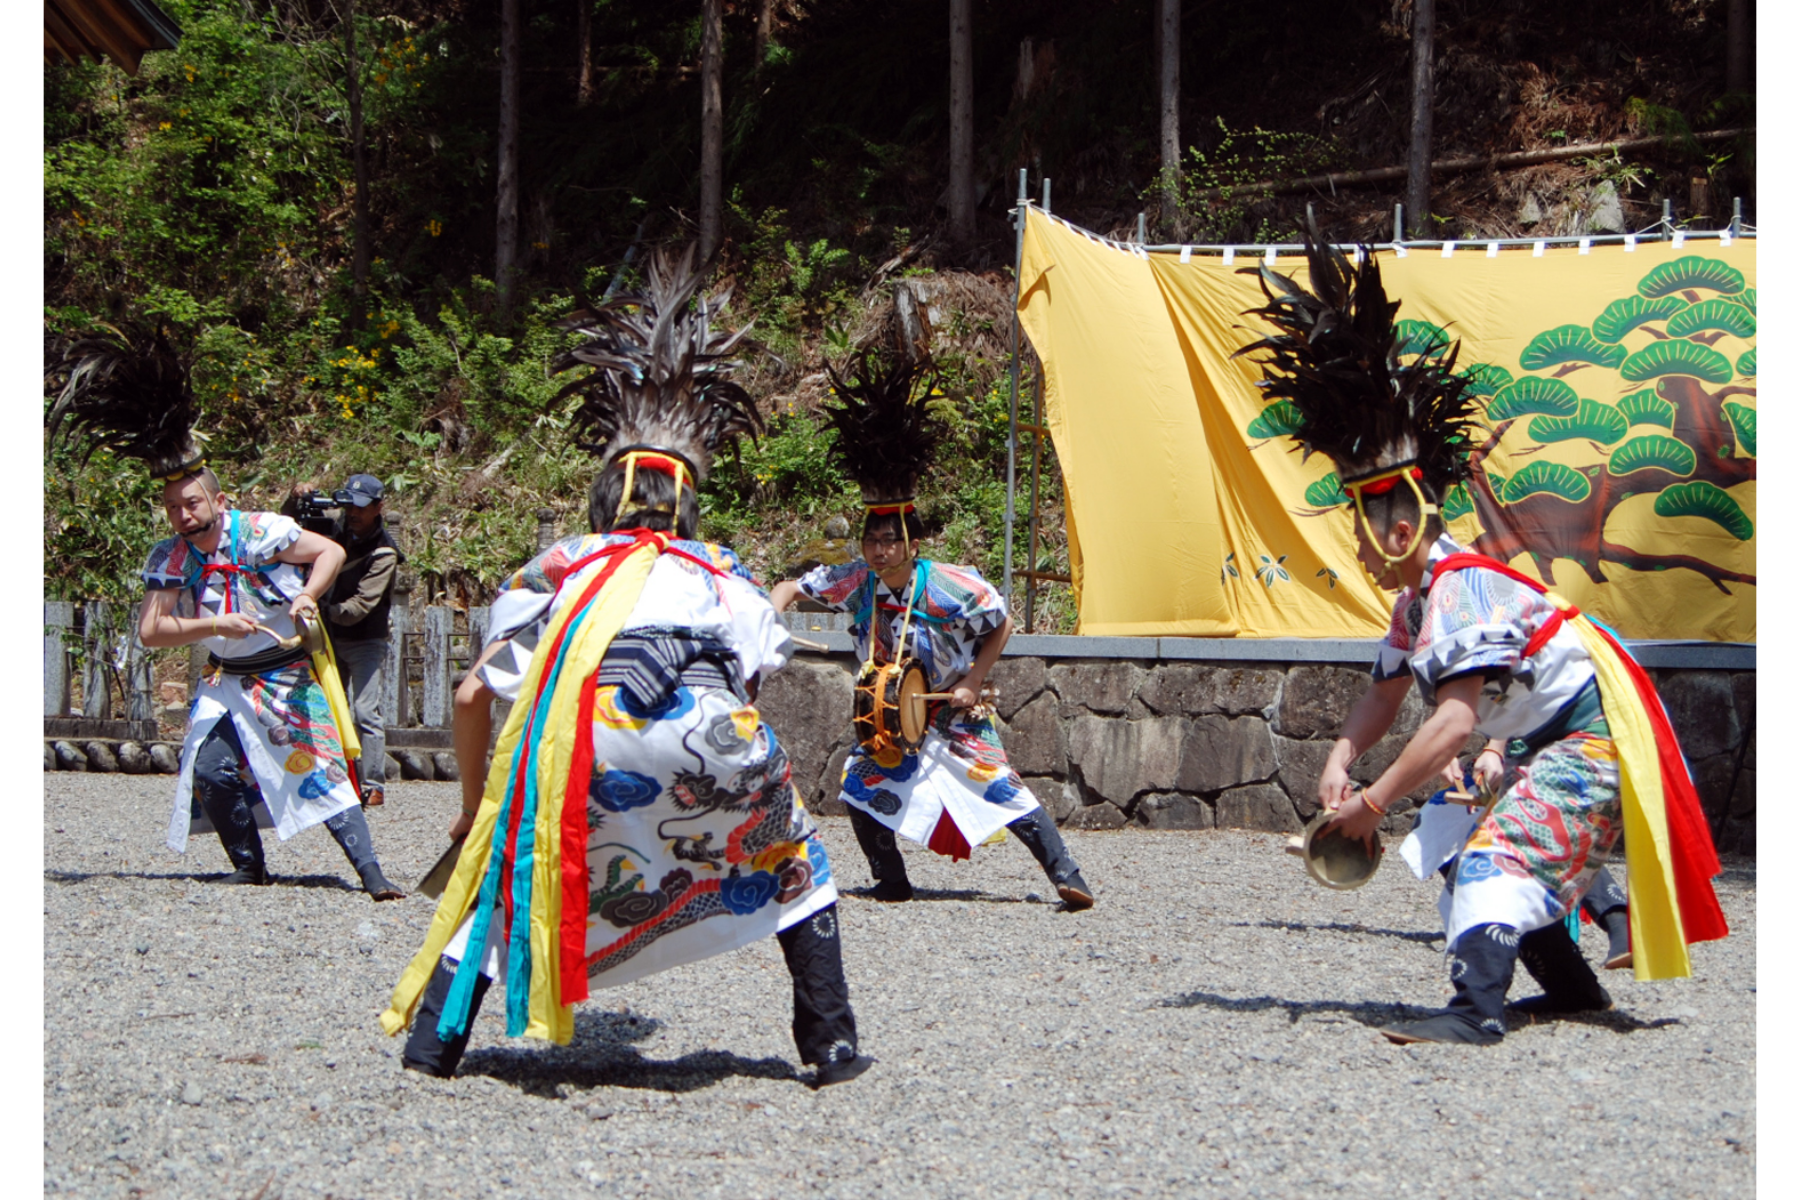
[1518, 325, 1627, 372]
[1304, 473, 1348, 508]
[1619, 339, 1734, 384]
[1653, 481, 1753, 539]
[1527, 398, 1629, 447]
[1393, 319, 1450, 360]
[1441, 483, 1474, 521]
[1637, 255, 1745, 299]
[1459, 363, 1513, 398]
[1488, 376, 1578, 421]
[1246, 401, 1302, 439]
[1500, 461, 1592, 505]
[1617, 388, 1677, 428]
[1736, 348, 1756, 379]
[1590, 296, 1685, 343]
[1608, 434, 1697, 476]
[1724, 402, 1757, 457]
[1162, 119, 1338, 243]
[1665, 298, 1756, 340]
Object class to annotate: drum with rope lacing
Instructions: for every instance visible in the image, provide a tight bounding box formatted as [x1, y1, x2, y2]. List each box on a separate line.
[853, 657, 931, 757]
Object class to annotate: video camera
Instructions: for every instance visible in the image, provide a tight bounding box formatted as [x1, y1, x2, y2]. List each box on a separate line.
[297, 488, 356, 516]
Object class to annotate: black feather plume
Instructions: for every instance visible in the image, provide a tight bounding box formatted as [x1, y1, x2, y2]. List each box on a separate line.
[1233, 213, 1483, 497]
[552, 244, 760, 480]
[820, 347, 943, 505]
[45, 324, 207, 480]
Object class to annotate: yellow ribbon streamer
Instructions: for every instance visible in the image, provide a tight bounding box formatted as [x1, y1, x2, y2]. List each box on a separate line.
[310, 629, 361, 762]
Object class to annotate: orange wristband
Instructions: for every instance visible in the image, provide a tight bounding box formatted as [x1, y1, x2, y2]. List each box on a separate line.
[1357, 786, 1389, 817]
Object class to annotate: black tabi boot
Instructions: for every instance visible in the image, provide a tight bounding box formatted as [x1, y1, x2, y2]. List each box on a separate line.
[1584, 866, 1632, 970]
[1381, 923, 1519, 1046]
[1509, 919, 1612, 1017]
[846, 807, 913, 902]
[1005, 807, 1094, 911]
[401, 959, 494, 1078]
[776, 905, 874, 1088]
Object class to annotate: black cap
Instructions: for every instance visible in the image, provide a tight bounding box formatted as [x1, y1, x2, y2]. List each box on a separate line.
[344, 473, 385, 506]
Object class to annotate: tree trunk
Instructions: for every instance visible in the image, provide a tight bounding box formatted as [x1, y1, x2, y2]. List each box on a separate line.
[1726, 0, 1749, 95]
[1157, 0, 1180, 235]
[756, 0, 773, 77]
[699, 0, 724, 261]
[577, 0, 594, 105]
[948, 0, 974, 250]
[496, 0, 522, 312]
[343, 0, 369, 329]
[1405, 0, 1434, 238]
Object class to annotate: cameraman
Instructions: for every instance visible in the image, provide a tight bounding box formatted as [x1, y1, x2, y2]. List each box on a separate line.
[286, 474, 404, 807]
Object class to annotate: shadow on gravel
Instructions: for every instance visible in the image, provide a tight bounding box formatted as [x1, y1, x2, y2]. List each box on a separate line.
[1240, 919, 1444, 945]
[460, 1010, 799, 1096]
[1159, 989, 1405, 1028]
[845, 887, 1033, 905]
[44, 868, 360, 892]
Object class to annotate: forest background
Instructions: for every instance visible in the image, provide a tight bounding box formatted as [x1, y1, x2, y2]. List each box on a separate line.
[43, 0, 1755, 635]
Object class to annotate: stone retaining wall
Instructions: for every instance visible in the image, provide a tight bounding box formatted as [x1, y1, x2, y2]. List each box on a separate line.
[757, 653, 1756, 856]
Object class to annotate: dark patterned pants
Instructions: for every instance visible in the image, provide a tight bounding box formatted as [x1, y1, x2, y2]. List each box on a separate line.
[191, 718, 378, 875]
[401, 902, 859, 1077]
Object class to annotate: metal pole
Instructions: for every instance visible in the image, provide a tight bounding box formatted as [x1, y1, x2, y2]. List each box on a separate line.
[1136, 211, 1147, 243]
[1025, 354, 1044, 633]
[1731, 196, 1742, 236]
[1394, 204, 1404, 243]
[1042, 177, 1051, 214]
[1003, 167, 1027, 611]
[1662, 197, 1673, 238]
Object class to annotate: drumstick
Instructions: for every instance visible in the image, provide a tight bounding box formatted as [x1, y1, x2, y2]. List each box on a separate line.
[789, 634, 832, 652]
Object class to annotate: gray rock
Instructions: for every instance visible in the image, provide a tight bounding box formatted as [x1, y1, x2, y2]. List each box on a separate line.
[84, 741, 119, 773]
[1730, 764, 1755, 819]
[1274, 666, 1372, 739]
[431, 752, 460, 782]
[759, 657, 856, 802]
[1211, 668, 1284, 716]
[1136, 665, 1214, 715]
[1730, 671, 1754, 731]
[44, 743, 56, 772]
[1272, 736, 1335, 820]
[1001, 692, 1065, 777]
[1176, 715, 1277, 793]
[1135, 792, 1212, 830]
[395, 750, 434, 781]
[1657, 671, 1739, 760]
[808, 745, 852, 816]
[1048, 662, 1142, 715]
[1021, 776, 1079, 823]
[1518, 193, 1543, 226]
[180, 1081, 203, 1106]
[1065, 801, 1126, 830]
[1066, 715, 1185, 806]
[988, 657, 1047, 720]
[54, 741, 88, 772]
[1214, 784, 1301, 833]
[149, 743, 182, 774]
[384, 753, 403, 783]
[1587, 180, 1625, 233]
[116, 742, 153, 775]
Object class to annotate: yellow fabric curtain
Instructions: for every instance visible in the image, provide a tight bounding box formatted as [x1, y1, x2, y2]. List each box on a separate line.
[1020, 208, 1757, 641]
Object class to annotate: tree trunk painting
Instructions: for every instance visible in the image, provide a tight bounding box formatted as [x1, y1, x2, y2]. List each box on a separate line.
[1266, 253, 1756, 595]
[1406, 0, 1434, 238]
[700, 0, 724, 262]
[948, 0, 974, 251]
[1158, 0, 1180, 236]
[496, 0, 522, 312]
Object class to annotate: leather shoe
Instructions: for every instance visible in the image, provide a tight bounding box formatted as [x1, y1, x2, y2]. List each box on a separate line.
[811, 1055, 875, 1089]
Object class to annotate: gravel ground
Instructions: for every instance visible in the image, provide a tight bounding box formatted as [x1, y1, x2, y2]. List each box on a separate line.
[45, 772, 1755, 1199]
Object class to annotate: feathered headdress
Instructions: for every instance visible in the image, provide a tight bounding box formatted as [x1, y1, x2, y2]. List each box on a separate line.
[553, 245, 760, 516]
[1233, 214, 1484, 559]
[820, 345, 943, 513]
[45, 324, 208, 482]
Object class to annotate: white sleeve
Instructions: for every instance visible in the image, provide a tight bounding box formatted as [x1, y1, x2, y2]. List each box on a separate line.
[721, 576, 793, 682]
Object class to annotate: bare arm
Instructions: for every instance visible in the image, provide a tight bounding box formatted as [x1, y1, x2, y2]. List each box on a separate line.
[275, 530, 346, 618]
[768, 580, 803, 613]
[1326, 674, 1484, 847]
[448, 641, 506, 840]
[1317, 674, 1412, 813]
[137, 587, 256, 648]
